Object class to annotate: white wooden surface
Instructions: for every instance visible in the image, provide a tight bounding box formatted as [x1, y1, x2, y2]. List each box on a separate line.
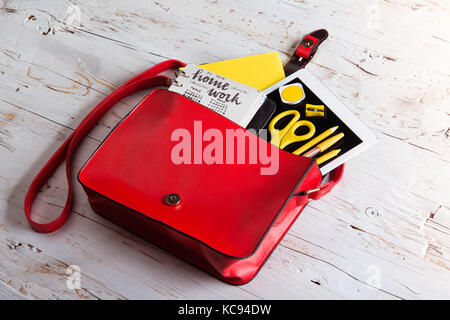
[0, 0, 449, 300]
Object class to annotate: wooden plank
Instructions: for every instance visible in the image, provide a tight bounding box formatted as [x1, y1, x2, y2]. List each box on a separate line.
[2, 0, 449, 153]
[1, 74, 448, 298]
[0, 282, 28, 300]
[0, 233, 125, 299]
[0, 0, 449, 299]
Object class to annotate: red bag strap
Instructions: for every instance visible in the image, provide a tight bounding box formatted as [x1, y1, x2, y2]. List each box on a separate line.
[284, 29, 345, 200]
[24, 59, 186, 233]
[284, 29, 329, 76]
[307, 163, 345, 200]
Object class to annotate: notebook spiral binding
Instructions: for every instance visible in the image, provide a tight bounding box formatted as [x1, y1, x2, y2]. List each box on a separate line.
[169, 68, 189, 87]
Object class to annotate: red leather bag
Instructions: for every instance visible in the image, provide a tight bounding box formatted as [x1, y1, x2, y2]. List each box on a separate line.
[25, 32, 344, 285]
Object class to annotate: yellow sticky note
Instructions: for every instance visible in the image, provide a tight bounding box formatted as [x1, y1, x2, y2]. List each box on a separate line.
[198, 52, 285, 91]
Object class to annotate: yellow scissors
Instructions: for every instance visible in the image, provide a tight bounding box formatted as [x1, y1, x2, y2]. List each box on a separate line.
[268, 110, 316, 149]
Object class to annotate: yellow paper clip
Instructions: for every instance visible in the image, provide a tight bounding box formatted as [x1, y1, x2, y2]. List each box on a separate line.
[305, 104, 325, 118]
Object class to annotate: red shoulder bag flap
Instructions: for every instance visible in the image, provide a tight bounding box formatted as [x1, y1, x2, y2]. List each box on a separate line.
[78, 89, 320, 258]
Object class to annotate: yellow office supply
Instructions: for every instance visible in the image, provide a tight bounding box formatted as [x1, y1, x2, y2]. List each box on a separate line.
[303, 132, 344, 157]
[317, 132, 344, 152]
[198, 52, 285, 90]
[268, 110, 315, 149]
[317, 149, 341, 165]
[279, 83, 305, 105]
[305, 104, 325, 117]
[293, 126, 338, 155]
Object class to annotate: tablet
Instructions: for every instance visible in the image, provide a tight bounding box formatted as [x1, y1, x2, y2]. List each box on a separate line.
[262, 69, 378, 175]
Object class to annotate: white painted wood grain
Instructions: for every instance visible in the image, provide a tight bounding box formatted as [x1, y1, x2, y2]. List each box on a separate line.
[0, 282, 27, 300]
[0, 232, 125, 299]
[0, 0, 449, 299]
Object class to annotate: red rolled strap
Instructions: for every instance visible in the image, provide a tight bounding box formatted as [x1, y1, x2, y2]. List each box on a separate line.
[308, 163, 345, 201]
[284, 29, 329, 76]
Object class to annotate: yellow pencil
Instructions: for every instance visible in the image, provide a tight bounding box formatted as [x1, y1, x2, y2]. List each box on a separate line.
[316, 149, 341, 165]
[303, 132, 344, 157]
[293, 126, 338, 155]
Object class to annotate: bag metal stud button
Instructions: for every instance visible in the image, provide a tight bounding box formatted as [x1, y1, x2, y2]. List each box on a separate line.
[164, 193, 181, 206]
[301, 38, 314, 48]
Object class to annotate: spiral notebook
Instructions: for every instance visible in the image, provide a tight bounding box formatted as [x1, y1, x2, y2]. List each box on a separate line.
[169, 64, 265, 127]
